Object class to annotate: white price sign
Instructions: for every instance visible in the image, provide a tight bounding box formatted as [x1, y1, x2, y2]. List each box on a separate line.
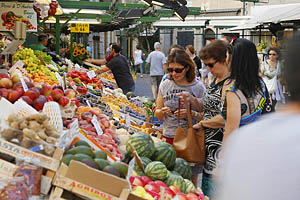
[55, 72, 64, 89]
[82, 82, 86, 87]
[87, 85, 93, 90]
[48, 64, 58, 71]
[126, 157, 136, 190]
[125, 114, 131, 128]
[70, 119, 79, 139]
[75, 64, 81, 71]
[9, 60, 24, 73]
[86, 100, 92, 108]
[87, 70, 96, 79]
[18, 73, 28, 92]
[160, 186, 165, 200]
[91, 115, 103, 136]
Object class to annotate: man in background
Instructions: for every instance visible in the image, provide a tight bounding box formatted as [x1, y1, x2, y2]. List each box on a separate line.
[27, 33, 49, 52]
[145, 42, 167, 99]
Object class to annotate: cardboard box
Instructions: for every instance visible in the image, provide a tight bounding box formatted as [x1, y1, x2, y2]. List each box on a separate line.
[51, 160, 131, 200]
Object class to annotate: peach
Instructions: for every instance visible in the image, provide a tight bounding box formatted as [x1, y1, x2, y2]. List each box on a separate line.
[186, 193, 198, 200]
[7, 90, 21, 103]
[24, 89, 39, 101]
[10, 74, 20, 84]
[51, 88, 64, 101]
[32, 87, 43, 96]
[0, 78, 13, 89]
[0, 72, 9, 79]
[0, 88, 9, 98]
[33, 96, 47, 111]
[21, 96, 33, 105]
[174, 193, 188, 200]
[71, 97, 79, 107]
[46, 96, 53, 101]
[26, 81, 34, 88]
[42, 83, 52, 96]
[58, 96, 69, 107]
[64, 89, 76, 99]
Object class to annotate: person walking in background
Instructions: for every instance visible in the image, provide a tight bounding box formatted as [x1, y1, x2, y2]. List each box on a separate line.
[260, 47, 286, 109]
[146, 42, 167, 99]
[215, 33, 300, 200]
[134, 45, 144, 78]
[106, 43, 112, 57]
[186, 45, 202, 77]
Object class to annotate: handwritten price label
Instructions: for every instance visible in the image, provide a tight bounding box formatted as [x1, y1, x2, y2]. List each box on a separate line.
[87, 70, 96, 79]
[55, 72, 64, 90]
[91, 115, 103, 136]
[18, 73, 28, 92]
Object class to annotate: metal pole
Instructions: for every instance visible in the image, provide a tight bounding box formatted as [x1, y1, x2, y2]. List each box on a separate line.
[55, 15, 60, 54]
[70, 32, 73, 62]
[242, 0, 246, 38]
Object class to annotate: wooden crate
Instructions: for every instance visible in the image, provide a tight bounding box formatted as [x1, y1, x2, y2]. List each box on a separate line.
[49, 160, 131, 200]
[0, 138, 63, 195]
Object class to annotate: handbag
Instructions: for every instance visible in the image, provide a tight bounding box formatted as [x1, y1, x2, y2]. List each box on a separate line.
[261, 80, 275, 114]
[173, 96, 206, 163]
[263, 75, 277, 94]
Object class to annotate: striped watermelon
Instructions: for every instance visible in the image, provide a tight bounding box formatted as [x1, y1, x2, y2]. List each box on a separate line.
[164, 173, 186, 193]
[126, 132, 155, 158]
[151, 142, 176, 169]
[145, 161, 168, 180]
[184, 179, 196, 193]
[173, 158, 192, 180]
[134, 157, 152, 176]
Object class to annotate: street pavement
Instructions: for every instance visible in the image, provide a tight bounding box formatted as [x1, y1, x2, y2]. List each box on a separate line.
[134, 73, 154, 100]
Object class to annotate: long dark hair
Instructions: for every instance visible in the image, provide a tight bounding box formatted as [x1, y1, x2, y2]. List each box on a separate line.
[229, 38, 261, 97]
[167, 49, 196, 83]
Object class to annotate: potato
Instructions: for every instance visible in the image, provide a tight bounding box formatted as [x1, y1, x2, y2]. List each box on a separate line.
[19, 120, 28, 130]
[37, 130, 48, 140]
[28, 121, 41, 132]
[10, 121, 20, 130]
[44, 144, 55, 156]
[23, 128, 36, 140]
[1, 129, 17, 141]
[46, 137, 57, 145]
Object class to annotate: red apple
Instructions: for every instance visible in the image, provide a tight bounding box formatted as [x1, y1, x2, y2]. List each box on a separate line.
[145, 190, 161, 199]
[198, 193, 204, 200]
[32, 87, 43, 96]
[51, 88, 64, 101]
[53, 85, 63, 91]
[154, 180, 168, 188]
[164, 187, 176, 199]
[100, 119, 110, 128]
[26, 81, 34, 88]
[140, 176, 152, 185]
[129, 176, 145, 187]
[58, 96, 69, 107]
[0, 78, 13, 89]
[144, 182, 160, 193]
[0, 72, 9, 79]
[7, 90, 21, 103]
[169, 185, 181, 194]
[71, 97, 79, 107]
[187, 193, 198, 200]
[64, 89, 76, 99]
[24, 89, 39, 101]
[174, 192, 188, 200]
[12, 82, 22, 90]
[33, 96, 47, 111]
[0, 88, 9, 98]
[21, 96, 33, 105]
[16, 88, 25, 96]
[42, 83, 52, 96]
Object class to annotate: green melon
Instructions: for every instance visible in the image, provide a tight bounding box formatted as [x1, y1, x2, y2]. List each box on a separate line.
[145, 161, 168, 180]
[164, 173, 186, 193]
[126, 132, 155, 159]
[151, 142, 176, 169]
[173, 158, 192, 180]
[134, 157, 152, 176]
[184, 179, 196, 193]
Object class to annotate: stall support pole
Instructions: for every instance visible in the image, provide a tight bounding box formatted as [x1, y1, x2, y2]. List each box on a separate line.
[70, 32, 74, 62]
[55, 16, 61, 55]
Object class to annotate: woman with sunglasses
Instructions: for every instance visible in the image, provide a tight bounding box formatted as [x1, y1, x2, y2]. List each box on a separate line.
[155, 49, 206, 144]
[260, 47, 286, 109]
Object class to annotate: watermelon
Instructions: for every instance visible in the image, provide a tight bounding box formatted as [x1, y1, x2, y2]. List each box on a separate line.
[134, 157, 152, 176]
[173, 158, 192, 179]
[164, 173, 186, 193]
[184, 179, 196, 193]
[145, 161, 168, 180]
[126, 132, 155, 158]
[151, 142, 176, 169]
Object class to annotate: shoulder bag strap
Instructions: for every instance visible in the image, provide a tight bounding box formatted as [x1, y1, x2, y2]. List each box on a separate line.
[177, 96, 193, 128]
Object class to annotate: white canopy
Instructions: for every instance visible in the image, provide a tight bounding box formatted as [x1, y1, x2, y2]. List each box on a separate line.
[230, 3, 300, 31]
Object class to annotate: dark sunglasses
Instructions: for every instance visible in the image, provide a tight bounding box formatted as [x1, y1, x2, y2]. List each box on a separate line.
[204, 60, 218, 68]
[167, 67, 185, 73]
[268, 53, 277, 56]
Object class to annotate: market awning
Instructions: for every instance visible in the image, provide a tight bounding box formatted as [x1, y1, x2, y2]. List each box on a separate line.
[230, 3, 300, 31]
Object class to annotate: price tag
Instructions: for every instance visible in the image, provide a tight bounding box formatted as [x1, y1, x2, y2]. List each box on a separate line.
[18, 73, 28, 92]
[48, 64, 58, 71]
[160, 187, 165, 200]
[87, 85, 93, 90]
[125, 114, 131, 128]
[91, 115, 103, 136]
[70, 119, 79, 139]
[75, 64, 81, 71]
[55, 72, 64, 89]
[126, 157, 136, 191]
[87, 70, 96, 79]
[82, 82, 86, 87]
[58, 131, 68, 149]
[86, 100, 92, 108]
